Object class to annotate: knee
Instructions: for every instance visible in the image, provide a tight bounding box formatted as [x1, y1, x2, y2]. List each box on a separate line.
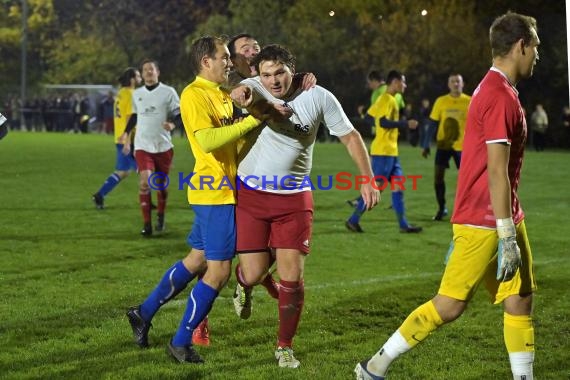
[203, 263, 232, 290]
[240, 266, 267, 286]
[139, 180, 150, 193]
[433, 295, 466, 323]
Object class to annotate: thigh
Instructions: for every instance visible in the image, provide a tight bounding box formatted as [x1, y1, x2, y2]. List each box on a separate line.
[276, 248, 306, 281]
[435, 149, 452, 169]
[269, 192, 314, 254]
[438, 224, 498, 301]
[135, 150, 155, 172]
[115, 144, 136, 171]
[490, 220, 537, 304]
[452, 150, 462, 169]
[154, 149, 174, 174]
[371, 156, 395, 189]
[236, 186, 271, 253]
[189, 205, 236, 261]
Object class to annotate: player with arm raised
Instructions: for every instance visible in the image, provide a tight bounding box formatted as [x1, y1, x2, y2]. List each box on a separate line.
[231, 44, 379, 368]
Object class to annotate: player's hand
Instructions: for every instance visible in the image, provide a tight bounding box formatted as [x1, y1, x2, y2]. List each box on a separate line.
[162, 121, 174, 131]
[496, 236, 521, 281]
[230, 85, 254, 108]
[122, 143, 131, 156]
[302, 73, 317, 90]
[408, 119, 419, 130]
[496, 218, 521, 282]
[422, 148, 430, 158]
[118, 132, 128, 145]
[248, 100, 292, 122]
[360, 182, 380, 211]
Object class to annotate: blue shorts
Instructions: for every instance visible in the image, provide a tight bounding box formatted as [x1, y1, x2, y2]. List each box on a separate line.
[115, 144, 137, 171]
[370, 156, 404, 186]
[187, 205, 236, 261]
[435, 149, 461, 169]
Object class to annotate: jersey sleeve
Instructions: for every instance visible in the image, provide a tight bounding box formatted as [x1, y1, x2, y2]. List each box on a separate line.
[482, 93, 518, 145]
[168, 87, 181, 116]
[429, 97, 442, 121]
[321, 88, 354, 137]
[131, 91, 138, 114]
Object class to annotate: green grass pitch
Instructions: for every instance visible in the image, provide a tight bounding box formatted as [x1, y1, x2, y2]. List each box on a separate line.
[1, 133, 568, 379]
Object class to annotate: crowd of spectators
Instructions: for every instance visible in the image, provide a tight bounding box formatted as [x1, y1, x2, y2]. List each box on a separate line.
[1, 92, 115, 134]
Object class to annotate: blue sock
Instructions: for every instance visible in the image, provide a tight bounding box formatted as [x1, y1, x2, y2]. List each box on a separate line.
[140, 261, 194, 321]
[172, 280, 218, 347]
[97, 173, 121, 197]
[392, 191, 408, 228]
[348, 197, 367, 224]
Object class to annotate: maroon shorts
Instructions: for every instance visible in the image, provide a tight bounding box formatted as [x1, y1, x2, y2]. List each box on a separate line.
[135, 149, 173, 174]
[236, 184, 314, 254]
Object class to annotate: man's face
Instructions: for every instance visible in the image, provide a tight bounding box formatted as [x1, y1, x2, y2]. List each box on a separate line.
[520, 28, 540, 79]
[205, 43, 232, 84]
[133, 70, 142, 87]
[258, 60, 294, 99]
[448, 75, 464, 96]
[396, 76, 407, 94]
[232, 37, 260, 78]
[142, 62, 159, 85]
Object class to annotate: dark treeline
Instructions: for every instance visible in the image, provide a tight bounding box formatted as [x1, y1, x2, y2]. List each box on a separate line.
[1, 0, 568, 146]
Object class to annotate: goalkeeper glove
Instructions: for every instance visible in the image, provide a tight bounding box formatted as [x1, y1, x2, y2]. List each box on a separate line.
[496, 218, 521, 282]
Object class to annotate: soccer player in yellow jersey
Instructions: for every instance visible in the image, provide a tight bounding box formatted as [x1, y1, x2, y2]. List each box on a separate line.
[421, 74, 471, 220]
[126, 35, 290, 364]
[346, 70, 421, 233]
[92, 67, 141, 209]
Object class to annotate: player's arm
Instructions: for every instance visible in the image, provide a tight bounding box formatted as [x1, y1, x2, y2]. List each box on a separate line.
[194, 115, 262, 153]
[487, 143, 511, 218]
[487, 142, 520, 281]
[119, 114, 137, 145]
[163, 111, 182, 132]
[338, 130, 380, 210]
[379, 116, 418, 134]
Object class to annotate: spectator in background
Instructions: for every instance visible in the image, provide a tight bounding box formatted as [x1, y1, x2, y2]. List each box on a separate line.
[418, 98, 432, 150]
[530, 103, 548, 151]
[101, 91, 115, 134]
[10, 97, 21, 130]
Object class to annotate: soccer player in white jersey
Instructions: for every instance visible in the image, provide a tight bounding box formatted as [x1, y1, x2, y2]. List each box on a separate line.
[230, 44, 380, 368]
[119, 59, 182, 236]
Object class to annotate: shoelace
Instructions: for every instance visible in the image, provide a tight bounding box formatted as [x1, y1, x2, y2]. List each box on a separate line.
[278, 348, 295, 362]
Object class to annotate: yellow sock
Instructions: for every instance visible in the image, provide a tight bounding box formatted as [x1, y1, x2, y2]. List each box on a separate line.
[399, 300, 444, 348]
[504, 313, 534, 353]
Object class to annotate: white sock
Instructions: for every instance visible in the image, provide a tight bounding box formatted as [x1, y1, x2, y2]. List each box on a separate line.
[368, 330, 411, 376]
[509, 352, 534, 380]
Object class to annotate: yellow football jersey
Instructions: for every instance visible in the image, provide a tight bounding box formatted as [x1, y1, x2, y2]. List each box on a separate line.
[113, 87, 134, 143]
[369, 92, 400, 156]
[429, 93, 471, 151]
[180, 76, 238, 205]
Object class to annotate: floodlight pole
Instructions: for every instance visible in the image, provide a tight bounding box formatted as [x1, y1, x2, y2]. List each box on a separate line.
[20, 0, 28, 105]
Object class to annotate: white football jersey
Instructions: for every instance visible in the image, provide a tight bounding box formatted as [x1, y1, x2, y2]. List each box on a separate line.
[238, 78, 354, 193]
[132, 83, 180, 153]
